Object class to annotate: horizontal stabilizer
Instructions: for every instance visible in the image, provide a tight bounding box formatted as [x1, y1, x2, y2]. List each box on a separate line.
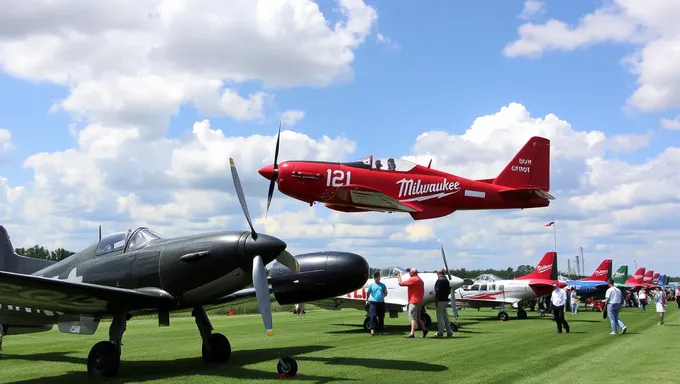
[498, 188, 555, 200]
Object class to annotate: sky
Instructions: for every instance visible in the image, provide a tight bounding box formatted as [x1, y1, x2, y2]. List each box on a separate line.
[2, 0, 680, 276]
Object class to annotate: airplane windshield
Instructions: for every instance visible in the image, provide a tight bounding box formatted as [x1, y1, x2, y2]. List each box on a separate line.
[474, 274, 501, 282]
[95, 232, 127, 255]
[379, 266, 407, 278]
[372, 157, 417, 172]
[557, 275, 570, 282]
[125, 227, 163, 252]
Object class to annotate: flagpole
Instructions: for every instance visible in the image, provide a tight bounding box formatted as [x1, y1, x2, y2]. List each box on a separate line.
[553, 217, 557, 254]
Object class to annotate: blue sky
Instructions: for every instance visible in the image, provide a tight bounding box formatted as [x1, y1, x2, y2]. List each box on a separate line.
[2, 0, 680, 275]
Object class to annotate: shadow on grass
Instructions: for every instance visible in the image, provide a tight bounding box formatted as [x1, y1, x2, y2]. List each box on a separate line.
[296, 356, 447, 372]
[327, 323, 480, 335]
[568, 319, 601, 323]
[3, 345, 355, 383]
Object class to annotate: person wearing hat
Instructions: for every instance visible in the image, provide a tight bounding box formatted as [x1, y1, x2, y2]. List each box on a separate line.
[550, 283, 570, 333]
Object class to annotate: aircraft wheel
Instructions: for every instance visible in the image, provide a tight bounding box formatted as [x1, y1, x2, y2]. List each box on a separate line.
[421, 312, 432, 328]
[277, 356, 298, 376]
[517, 310, 528, 320]
[498, 311, 509, 322]
[202, 333, 231, 364]
[87, 341, 121, 378]
[451, 323, 459, 332]
[363, 317, 371, 331]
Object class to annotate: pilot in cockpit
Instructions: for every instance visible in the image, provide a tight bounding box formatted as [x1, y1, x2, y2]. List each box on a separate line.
[387, 158, 396, 171]
[374, 159, 383, 170]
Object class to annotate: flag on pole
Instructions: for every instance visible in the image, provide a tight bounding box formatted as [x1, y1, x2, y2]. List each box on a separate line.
[544, 221, 554, 227]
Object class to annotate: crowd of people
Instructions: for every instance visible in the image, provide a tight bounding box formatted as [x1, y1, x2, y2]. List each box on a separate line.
[361, 269, 679, 339]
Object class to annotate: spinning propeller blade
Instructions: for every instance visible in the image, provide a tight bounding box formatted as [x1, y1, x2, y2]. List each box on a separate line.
[265, 122, 282, 217]
[230, 158, 258, 240]
[440, 243, 459, 320]
[229, 156, 300, 335]
[253, 255, 273, 336]
[276, 249, 300, 272]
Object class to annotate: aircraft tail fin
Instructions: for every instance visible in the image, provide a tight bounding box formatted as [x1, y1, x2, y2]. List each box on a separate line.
[657, 274, 666, 286]
[493, 136, 550, 191]
[582, 259, 612, 282]
[0, 225, 54, 275]
[626, 267, 645, 285]
[643, 270, 654, 284]
[612, 265, 628, 285]
[516, 251, 557, 281]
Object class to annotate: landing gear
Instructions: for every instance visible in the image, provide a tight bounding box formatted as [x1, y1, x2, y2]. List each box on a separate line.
[498, 311, 509, 322]
[517, 309, 528, 319]
[363, 317, 371, 331]
[193, 307, 231, 364]
[277, 356, 299, 376]
[87, 312, 127, 377]
[420, 311, 432, 328]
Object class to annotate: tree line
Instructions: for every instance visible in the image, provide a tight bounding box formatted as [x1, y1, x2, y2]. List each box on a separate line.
[10, 246, 680, 283]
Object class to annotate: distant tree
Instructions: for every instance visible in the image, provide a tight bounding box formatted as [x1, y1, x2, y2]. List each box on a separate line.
[515, 264, 535, 276]
[14, 245, 75, 261]
[50, 248, 75, 261]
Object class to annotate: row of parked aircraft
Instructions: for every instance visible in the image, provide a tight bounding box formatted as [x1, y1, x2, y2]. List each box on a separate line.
[313, 248, 669, 327]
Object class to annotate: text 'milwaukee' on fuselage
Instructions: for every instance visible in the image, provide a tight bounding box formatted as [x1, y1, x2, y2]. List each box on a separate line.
[268, 158, 549, 211]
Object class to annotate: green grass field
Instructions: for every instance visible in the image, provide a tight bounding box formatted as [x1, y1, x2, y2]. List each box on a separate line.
[1, 305, 678, 384]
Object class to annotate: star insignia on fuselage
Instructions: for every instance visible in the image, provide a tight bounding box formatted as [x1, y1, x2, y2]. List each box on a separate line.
[51, 268, 84, 283]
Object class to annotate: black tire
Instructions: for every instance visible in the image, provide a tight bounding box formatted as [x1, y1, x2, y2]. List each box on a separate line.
[517, 310, 528, 319]
[202, 333, 231, 364]
[363, 317, 371, 331]
[451, 323, 459, 332]
[277, 356, 298, 376]
[498, 311, 509, 322]
[87, 341, 121, 378]
[421, 312, 432, 328]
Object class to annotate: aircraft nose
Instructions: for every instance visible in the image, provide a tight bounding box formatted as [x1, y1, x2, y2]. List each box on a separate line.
[258, 164, 275, 180]
[244, 233, 287, 263]
[450, 276, 464, 289]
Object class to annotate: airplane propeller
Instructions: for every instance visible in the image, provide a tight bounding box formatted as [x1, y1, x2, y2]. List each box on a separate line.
[229, 157, 300, 337]
[440, 243, 459, 321]
[265, 122, 282, 217]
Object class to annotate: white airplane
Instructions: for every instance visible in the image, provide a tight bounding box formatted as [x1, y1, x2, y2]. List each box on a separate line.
[311, 244, 465, 331]
[454, 251, 566, 321]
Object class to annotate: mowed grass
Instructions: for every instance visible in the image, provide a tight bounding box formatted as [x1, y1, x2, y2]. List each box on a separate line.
[1, 305, 678, 384]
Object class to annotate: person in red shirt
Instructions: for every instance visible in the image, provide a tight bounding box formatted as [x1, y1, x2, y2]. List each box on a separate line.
[398, 268, 428, 338]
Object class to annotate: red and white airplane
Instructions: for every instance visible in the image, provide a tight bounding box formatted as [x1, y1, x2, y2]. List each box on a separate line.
[453, 251, 566, 321]
[625, 268, 658, 291]
[311, 245, 465, 331]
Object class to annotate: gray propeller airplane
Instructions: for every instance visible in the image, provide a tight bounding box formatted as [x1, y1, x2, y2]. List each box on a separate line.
[0, 158, 369, 378]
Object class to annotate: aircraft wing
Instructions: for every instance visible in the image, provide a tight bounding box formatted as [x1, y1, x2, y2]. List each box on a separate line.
[312, 296, 407, 312]
[0, 270, 176, 316]
[334, 184, 422, 213]
[455, 297, 521, 306]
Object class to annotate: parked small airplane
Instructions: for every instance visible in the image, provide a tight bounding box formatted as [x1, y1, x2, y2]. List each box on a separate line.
[558, 259, 612, 300]
[311, 244, 465, 331]
[453, 251, 565, 321]
[258, 125, 554, 220]
[612, 265, 630, 291]
[0, 158, 369, 378]
[624, 267, 656, 291]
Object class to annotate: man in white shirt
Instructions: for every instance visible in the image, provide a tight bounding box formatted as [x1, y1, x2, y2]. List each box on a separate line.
[604, 278, 626, 335]
[550, 284, 570, 333]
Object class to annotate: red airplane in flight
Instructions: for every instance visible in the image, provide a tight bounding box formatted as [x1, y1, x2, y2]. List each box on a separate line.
[258, 127, 555, 220]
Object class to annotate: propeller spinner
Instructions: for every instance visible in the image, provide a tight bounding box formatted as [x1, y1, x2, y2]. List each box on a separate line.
[229, 157, 299, 336]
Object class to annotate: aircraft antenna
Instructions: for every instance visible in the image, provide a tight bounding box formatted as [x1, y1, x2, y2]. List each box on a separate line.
[98, 225, 101, 241]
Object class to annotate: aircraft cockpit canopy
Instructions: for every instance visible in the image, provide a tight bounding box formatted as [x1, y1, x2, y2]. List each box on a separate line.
[557, 275, 570, 283]
[95, 227, 163, 256]
[474, 274, 502, 282]
[379, 266, 407, 279]
[346, 155, 418, 172]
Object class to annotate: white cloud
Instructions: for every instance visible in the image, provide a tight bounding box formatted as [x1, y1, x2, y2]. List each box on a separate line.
[281, 110, 305, 127]
[504, 0, 680, 112]
[518, 0, 545, 20]
[0, 0, 379, 133]
[376, 33, 400, 50]
[661, 116, 680, 130]
[0, 128, 13, 155]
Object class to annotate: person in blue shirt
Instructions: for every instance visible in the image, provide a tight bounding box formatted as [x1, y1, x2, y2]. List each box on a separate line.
[365, 272, 388, 335]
